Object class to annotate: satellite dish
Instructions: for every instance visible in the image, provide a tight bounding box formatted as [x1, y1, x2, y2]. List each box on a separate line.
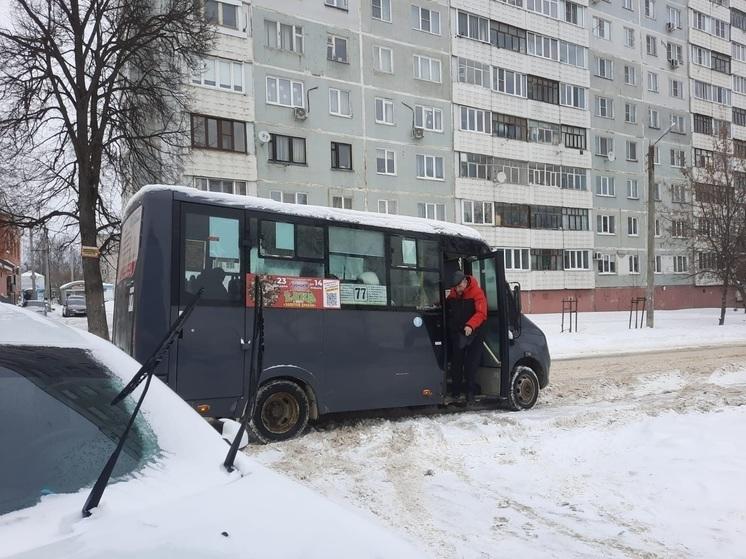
[607, 151, 616, 162]
[495, 171, 508, 184]
[257, 130, 271, 144]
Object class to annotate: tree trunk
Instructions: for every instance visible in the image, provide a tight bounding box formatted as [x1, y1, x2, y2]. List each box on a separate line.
[719, 277, 729, 326]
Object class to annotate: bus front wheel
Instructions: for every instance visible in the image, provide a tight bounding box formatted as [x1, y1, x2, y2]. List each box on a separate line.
[507, 366, 540, 411]
[250, 379, 310, 443]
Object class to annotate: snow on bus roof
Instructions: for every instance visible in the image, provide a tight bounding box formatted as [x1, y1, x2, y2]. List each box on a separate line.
[127, 185, 483, 241]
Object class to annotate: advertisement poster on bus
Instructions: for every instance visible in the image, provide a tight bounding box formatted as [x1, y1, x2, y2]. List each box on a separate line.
[246, 274, 341, 310]
[116, 206, 142, 283]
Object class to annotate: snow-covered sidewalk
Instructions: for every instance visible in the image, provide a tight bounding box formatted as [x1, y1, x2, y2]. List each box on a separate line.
[530, 307, 746, 360]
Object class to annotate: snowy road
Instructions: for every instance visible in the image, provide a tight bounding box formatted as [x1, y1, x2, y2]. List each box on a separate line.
[248, 345, 746, 559]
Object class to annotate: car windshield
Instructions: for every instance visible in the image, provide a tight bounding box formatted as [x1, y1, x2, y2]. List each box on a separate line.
[68, 297, 85, 304]
[0, 346, 158, 516]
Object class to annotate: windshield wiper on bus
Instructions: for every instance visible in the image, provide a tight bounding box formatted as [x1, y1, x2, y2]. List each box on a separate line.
[82, 288, 203, 518]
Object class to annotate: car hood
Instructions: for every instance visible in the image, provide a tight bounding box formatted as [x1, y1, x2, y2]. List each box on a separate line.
[5, 460, 428, 559]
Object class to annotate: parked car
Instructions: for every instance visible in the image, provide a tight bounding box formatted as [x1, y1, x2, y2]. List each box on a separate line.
[20, 299, 51, 313]
[62, 295, 86, 317]
[0, 305, 427, 559]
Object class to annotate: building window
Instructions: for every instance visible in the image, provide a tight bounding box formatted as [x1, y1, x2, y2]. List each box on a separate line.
[531, 249, 564, 271]
[416, 154, 445, 180]
[672, 184, 687, 203]
[648, 108, 660, 129]
[627, 216, 639, 236]
[528, 163, 560, 187]
[667, 5, 680, 28]
[627, 179, 639, 199]
[624, 27, 635, 48]
[266, 76, 304, 108]
[329, 88, 351, 117]
[667, 42, 683, 64]
[733, 8, 746, 32]
[371, 0, 392, 22]
[327, 35, 349, 63]
[693, 80, 732, 105]
[493, 113, 528, 141]
[325, 0, 348, 10]
[527, 0, 559, 18]
[624, 65, 636, 85]
[462, 200, 494, 225]
[527, 75, 559, 104]
[559, 40, 588, 68]
[195, 177, 247, 196]
[460, 106, 491, 133]
[595, 176, 616, 197]
[647, 71, 659, 93]
[492, 22, 528, 53]
[625, 103, 637, 123]
[268, 134, 306, 164]
[375, 97, 394, 124]
[373, 45, 393, 73]
[670, 149, 686, 168]
[494, 68, 527, 97]
[560, 84, 586, 109]
[204, 0, 239, 30]
[595, 96, 614, 118]
[411, 5, 441, 34]
[597, 214, 616, 234]
[646, 35, 657, 57]
[562, 125, 586, 150]
[694, 114, 712, 135]
[691, 45, 711, 68]
[623, 0, 634, 10]
[531, 205, 563, 229]
[376, 148, 396, 175]
[457, 10, 488, 41]
[500, 248, 530, 271]
[629, 255, 640, 274]
[495, 203, 530, 228]
[192, 57, 244, 92]
[671, 220, 688, 238]
[655, 255, 662, 273]
[562, 207, 589, 230]
[670, 79, 683, 99]
[561, 167, 588, 191]
[564, 1, 584, 26]
[598, 254, 616, 274]
[332, 195, 352, 209]
[529, 121, 559, 145]
[595, 136, 613, 157]
[418, 202, 446, 221]
[711, 51, 731, 74]
[264, 20, 303, 53]
[191, 114, 246, 153]
[378, 200, 397, 214]
[593, 17, 611, 39]
[644, 0, 655, 19]
[694, 148, 713, 168]
[673, 255, 688, 273]
[527, 32, 559, 61]
[626, 141, 638, 161]
[733, 42, 746, 62]
[415, 105, 443, 132]
[458, 58, 490, 87]
[330, 142, 352, 170]
[413, 55, 442, 82]
[270, 191, 308, 205]
[564, 250, 590, 270]
[596, 57, 614, 80]
[735, 108, 746, 127]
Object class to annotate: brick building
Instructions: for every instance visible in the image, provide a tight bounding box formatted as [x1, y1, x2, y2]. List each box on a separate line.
[0, 215, 20, 304]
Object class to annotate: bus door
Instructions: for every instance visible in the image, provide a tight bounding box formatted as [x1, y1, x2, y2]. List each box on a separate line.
[175, 204, 246, 414]
[470, 252, 510, 397]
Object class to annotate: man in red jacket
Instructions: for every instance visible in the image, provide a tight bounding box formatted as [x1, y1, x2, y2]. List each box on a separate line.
[446, 270, 488, 403]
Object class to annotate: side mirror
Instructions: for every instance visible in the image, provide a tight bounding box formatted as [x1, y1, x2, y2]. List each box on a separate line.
[512, 284, 522, 316]
[218, 418, 249, 450]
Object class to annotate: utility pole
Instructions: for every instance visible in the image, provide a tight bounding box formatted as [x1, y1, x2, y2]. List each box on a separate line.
[43, 226, 51, 315]
[29, 228, 36, 297]
[646, 123, 675, 328]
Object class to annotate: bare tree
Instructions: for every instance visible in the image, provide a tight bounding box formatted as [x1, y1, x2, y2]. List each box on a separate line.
[0, 0, 213, 339]
[680, 124, 746, 325]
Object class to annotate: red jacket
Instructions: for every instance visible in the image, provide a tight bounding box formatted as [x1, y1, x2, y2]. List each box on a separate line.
[447, 276, 487, 330]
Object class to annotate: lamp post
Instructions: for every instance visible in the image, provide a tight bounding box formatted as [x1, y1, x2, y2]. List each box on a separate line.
[646, 123, 675, 328]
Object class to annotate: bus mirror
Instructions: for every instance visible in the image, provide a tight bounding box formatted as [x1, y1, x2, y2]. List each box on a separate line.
[512, 284, 522, 316]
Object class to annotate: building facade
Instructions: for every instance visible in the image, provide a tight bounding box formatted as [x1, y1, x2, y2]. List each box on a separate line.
[0, 216, 21, 304]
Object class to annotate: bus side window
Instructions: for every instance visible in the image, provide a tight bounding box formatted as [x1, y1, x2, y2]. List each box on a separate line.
[328, 227, 387, 307]
[389, 237, 440, 309]
[253, 220, 325, 277]
[183, 212, 242, 302]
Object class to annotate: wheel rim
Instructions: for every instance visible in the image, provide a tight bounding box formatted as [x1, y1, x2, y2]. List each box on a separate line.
[261, 392, 300, 435]
[514, 373, 536, 407]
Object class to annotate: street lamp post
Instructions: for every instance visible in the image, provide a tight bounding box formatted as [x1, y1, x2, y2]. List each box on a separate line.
[646, 123, 675, 328]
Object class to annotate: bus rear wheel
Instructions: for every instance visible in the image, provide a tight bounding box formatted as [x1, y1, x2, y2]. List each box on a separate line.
[507, 366, 540, 411]
[250, 379, 310, 443]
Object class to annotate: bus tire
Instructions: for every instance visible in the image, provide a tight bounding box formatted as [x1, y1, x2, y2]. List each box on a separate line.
[507, 366, 540, 411]
[249, 379, 309, 444]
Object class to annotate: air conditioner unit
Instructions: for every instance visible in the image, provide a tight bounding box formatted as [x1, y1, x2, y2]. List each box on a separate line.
[412, 127, 425, 140]
[666, 22, 676, 32]
[293, 107, 308, 121]
[669, 58, 680, 69]
[593, 252, 603, 260]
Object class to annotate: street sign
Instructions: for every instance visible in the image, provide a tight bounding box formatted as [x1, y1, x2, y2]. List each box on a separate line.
[81, 245, 99, 259]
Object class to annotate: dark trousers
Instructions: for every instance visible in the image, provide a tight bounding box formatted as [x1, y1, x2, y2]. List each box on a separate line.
[450, 330, 484, 397]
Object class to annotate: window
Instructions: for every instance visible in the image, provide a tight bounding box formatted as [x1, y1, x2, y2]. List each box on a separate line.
[256, 220, 323, 278]
[596, 57, 613, 79]
[654, 181, 662, 199]
[529, 121, 560, 145]
[378, 200, 397, 214]
[646, 35, 657, 56]
[629, 255, 640, 274]
[667, 42, 683, 64]
[417, 203, 446, 221]
[564, 1, 584, 26]
[673, 255, 688, 273]
[711, 52, 731, 74]
[205, 0, 239, 30]
[598, 254, 616, 274]
[264, 20, 303, 53]
[694, 148, 713, 168]
[329, 88, 351, 117]
[462, 200, 494, 225]
[332, 195, 352, 209]
[595, 96, 614, 118]
[655, 255, 662, 274]
[412, 5, 441, 34]
[562, 125, 587, 150]
[527, 75, 559, 104]
[626, 141, 638, 161]
[625, 103, 637, 123]
[457, 10, 488, 41]
[694, 113, 713, 134]
[735, 139, 746, 158]
[376, 148, 396, 175]
[531, 205, 563, 229]
[623, 0, 633, 10]
[327, 35, 348, 63]
[733, 8, 746, 31]
[564, 250, 590, 271]
[416, 154, 445, 180]
[375, 97, 394, 124]
[693, 80, 732, 105]
[501, 248, 530, 271]
[269, 191, 308, 205]
[734, 75, 746, 95]
[491, 22, 527, 53]
[493, 113, 528, 141]
[624, 65, 637, 85]
[595, 176, 615, 196]
[195, 177, 247, 196]
[593, 17, 611, 39]
[733, 42, 746, 62]
[528, 163, 560, 186]
[495, 203, 530, 228]
[672, 184, 687, 202]
[691, 45, 710, 68]
[372, 0, 392, 22]
[388, 236, 440, 309]
[597, 214, 616, 234]
[670, 79, 683, 99]
[561, 167, 588, 191]
[460, 106, 491, 133]
[458, 58, 490, 87]
[655, 218, 661, 237]
[494, 68, 527, 97]
[670, 149, 685, 167]
[268, 134, 306, 164]
[647, 72, 659, 93]
[531, 249, 563, 271]
[735, 107, 746, 127]
[627, 179, 639, 199]
[191, 114, 246, 153]
[595, 136, 614, 157]
[559, 41, 587, 68]
[527, 0, 559, 18]
[329, 227, 387, 307]
[192, 57, 244, 92]
[415, 105, 443, 132]
[563, 207, 590, 230]
[413, 55, 442, 83]
[648, 108, 660, 129]
[699, 252, 718, 271]
[330, 142, 352, 170]
[668, 6, 681, 28]
[325, 0, 348, 9]
[373, 45, 393, 73]
[624, 27, 635, 48]
[266, 76, 304, 108]
[527, 32, 559, 60]
[627, 216, 639, 236]
[644, 0, 655, 19]
[560, 84, 587, 109]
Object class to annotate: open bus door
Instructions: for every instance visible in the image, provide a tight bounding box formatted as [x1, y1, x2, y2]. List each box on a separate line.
[469, 252, 511, 399]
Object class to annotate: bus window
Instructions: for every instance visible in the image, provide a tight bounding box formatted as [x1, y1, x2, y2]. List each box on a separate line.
[329, 227, 387, 306]
[253, 220, 325, 277]
[389, 237, 441, 309]
[183, 212, 242, 302]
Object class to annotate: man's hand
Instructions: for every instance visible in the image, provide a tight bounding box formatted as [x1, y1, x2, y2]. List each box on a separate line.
[464, 325, 473, 336]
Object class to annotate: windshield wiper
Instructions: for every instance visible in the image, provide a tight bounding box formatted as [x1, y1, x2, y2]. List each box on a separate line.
[82, 288, 203, 518]
[224, 277, 264, 472]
